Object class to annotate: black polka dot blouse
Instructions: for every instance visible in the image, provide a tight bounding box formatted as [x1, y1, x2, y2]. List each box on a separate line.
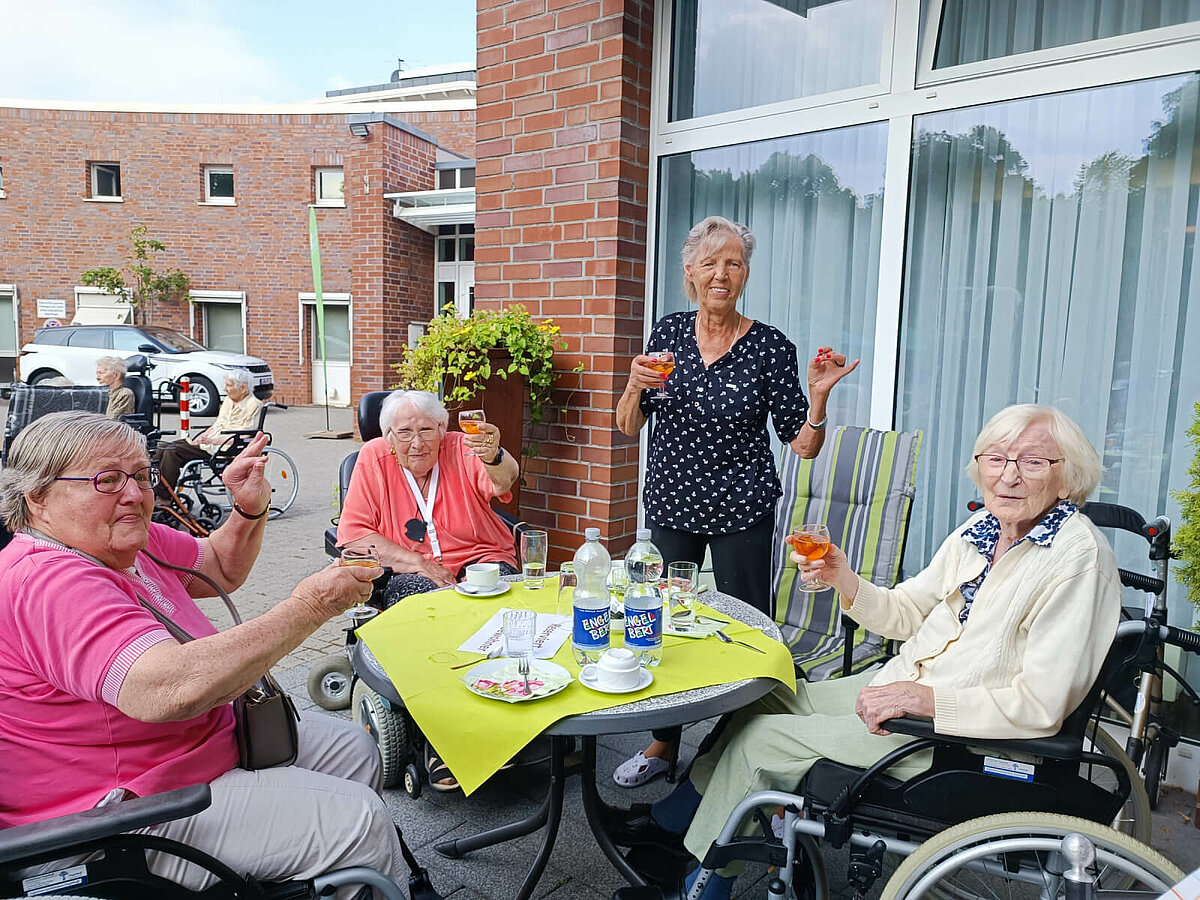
[639, 311, 809, 535]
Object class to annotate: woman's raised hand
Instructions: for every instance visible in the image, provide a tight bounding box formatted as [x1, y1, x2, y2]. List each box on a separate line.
[463, 422, 502, 461]
[294, 563, 379, 620]
[791, 539, 854, 595]
[807, 346, 860, 398]
[627, 354, 668, 393]
[222, 432, 272, 517]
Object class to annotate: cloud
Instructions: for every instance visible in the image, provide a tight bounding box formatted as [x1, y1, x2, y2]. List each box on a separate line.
[0, 0, 300, 103]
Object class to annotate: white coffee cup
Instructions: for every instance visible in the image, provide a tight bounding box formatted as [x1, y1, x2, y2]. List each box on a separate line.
[581, 647, 642, 690]
[465, 562, 500, 588]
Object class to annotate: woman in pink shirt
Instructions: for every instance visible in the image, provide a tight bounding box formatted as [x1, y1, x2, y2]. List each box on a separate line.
[0, 412, 406, 894]
[337, 389, 521, 607]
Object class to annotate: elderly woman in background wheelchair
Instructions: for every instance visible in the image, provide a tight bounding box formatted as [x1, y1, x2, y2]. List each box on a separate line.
[612, 404, 1123, 900]
[0, 411, 406, 894]
[96, 355, 135, 419]
[337, 389, 521, 607]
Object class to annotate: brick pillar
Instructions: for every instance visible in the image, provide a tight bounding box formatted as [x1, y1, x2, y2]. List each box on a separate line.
[348, 120, 437, 406]
[475, 0, 654, 563]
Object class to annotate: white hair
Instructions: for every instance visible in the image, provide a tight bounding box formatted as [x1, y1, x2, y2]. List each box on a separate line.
[379, 390, 449, 434]
[680, 216, 756, 303]
[967, 404, 1102, 505]
[96, 356, 127, 377]
[223, 368, 253, 390]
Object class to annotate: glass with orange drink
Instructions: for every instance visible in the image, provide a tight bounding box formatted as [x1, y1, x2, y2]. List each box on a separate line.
[458, 409, 486, 434]
[647, 351, 675, 399]
[787, 523, 832, 592]
[339, 545, 382, 623]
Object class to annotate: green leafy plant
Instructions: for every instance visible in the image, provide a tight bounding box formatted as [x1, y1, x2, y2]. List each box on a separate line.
[80, 225, 190, 325]
[1171, 401, 1200, 619]
[393, 304, 577, 425]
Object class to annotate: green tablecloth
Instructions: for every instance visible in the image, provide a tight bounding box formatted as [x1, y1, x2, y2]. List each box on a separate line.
[357, 577, 796, 795]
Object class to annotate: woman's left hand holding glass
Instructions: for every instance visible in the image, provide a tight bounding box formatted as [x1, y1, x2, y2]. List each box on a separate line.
[790, 540, 857, 602]
[222, 432, 272, 517]
[464, 422, 502, 462]
[807, 346, 860, 397]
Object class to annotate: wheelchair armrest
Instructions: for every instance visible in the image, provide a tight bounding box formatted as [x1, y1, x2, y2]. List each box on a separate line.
[881, 716, 1083, 760]
[0, 784, 211, 865]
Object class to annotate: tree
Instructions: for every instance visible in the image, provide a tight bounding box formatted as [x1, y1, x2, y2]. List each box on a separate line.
[80, 225, 190, 325]
[1170, 402, 1200, 621]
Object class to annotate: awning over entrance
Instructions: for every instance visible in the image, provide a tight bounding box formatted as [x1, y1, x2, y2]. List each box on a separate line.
[71, 305, 133, 325]
[385, 187, 475, 232]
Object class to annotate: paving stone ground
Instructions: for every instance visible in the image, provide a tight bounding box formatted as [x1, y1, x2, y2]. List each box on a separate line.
[8, 400, 1195, 897]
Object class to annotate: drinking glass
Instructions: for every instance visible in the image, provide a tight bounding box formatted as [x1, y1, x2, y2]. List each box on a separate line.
[339, 545, 381, 624]
[607, 559, 630, 616]
[647, 350, 675, 399]
[458, 409, 486, 435]
[787, 523, 832, 592]
[520, 529, 548, 590]
[667, 561, 698, 631]
[503, 609, 536, 660]
[556, 562, 577, 619]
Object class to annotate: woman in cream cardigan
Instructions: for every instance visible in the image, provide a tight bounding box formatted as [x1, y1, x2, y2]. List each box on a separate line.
[608, 404, 1122, 900]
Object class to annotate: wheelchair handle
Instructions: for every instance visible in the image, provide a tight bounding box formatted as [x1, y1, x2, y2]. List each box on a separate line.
[1116, 618, 1200, 654]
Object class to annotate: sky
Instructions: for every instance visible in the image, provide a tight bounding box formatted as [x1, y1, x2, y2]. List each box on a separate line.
[0, 0, 477, 104]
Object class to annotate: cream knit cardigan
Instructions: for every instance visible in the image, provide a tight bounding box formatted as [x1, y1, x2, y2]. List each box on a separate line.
[845, 509, 1122, 740]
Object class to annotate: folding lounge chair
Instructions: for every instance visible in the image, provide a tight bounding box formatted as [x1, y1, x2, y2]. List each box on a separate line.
[770, 425, 922, 681]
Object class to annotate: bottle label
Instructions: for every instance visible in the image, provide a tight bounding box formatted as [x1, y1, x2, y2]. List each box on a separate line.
[624, 607, 661, 649]
[573, 607, 610, 648]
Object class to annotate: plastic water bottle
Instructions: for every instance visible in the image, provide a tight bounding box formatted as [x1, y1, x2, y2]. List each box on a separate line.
[623, 529, 664, 666]
[572, 527, 612, 665]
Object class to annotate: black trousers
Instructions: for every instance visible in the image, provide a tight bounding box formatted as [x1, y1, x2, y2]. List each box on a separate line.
[648, 513, 775, 744]
[154, 440, 211, 498]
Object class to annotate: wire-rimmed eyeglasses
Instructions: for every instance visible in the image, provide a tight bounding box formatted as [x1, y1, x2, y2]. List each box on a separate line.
[55, 466, 160, 493]
[974, 455, 1063, 477]
[389, 428, 439, 445]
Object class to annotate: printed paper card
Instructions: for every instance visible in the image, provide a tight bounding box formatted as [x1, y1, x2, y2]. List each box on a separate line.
[458, 608, 570, 659]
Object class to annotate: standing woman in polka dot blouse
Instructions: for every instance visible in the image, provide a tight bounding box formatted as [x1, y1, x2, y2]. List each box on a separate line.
[611, 215, 858, 787]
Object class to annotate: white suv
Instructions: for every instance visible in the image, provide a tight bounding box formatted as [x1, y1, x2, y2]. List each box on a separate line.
[18, 325, 274, 417]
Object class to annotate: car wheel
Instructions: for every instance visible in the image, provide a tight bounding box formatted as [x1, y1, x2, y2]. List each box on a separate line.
[29, 370, 64, 386]
[185, 375, 219, 417]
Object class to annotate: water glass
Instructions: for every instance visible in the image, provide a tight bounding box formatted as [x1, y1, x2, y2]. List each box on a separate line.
[556, 562, 577, 619]
[503, 609, 536, 660]
[607, 559, 630, 614]
[667, 561, 698, 631]
[520, 529, 548, 590]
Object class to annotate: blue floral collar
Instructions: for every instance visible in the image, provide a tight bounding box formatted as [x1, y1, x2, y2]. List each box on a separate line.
[961, 499, 1078, 559]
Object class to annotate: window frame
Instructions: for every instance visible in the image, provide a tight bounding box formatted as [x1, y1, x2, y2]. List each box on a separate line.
[314, 166, 345, 208]
[188, 289, 246, 353]
[203, 165, 236, 205]
[297, 292, 352, 365]
[88, 162, 122, 202]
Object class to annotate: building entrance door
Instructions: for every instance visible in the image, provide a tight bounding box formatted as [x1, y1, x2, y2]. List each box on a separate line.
[310, 304, 350, 407]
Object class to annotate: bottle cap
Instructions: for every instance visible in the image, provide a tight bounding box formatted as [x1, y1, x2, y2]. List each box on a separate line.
[636, 528, 651, 541]
[585, 527, 601, 540]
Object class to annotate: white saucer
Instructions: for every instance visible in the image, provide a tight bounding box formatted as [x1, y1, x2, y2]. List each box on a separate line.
[454, 581, 511, 598]
[577, 666, 653, 695]
[463, 658, 572, 703]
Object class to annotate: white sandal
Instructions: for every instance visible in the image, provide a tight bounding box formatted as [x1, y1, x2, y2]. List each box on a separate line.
[612, 751, 670, 787]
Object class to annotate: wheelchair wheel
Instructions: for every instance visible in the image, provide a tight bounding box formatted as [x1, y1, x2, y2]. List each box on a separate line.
[1142, 734, 1168, 810]
[880, 812, 1184, 900]
[307, 653, 353, 711]
[262, 446, 299, 518]
[1082, 724, 1151, 843]
[352, 679, 410, 789]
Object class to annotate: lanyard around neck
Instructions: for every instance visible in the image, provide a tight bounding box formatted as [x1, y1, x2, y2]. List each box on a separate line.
[402, 464, 441, 560]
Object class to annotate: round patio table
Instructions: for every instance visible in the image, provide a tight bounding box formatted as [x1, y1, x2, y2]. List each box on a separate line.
[351, 585, 786, 900]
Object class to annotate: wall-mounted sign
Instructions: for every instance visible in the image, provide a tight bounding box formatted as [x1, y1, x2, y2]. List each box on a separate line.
[42, 319, 62, 328]
[37, 299, 67, 319]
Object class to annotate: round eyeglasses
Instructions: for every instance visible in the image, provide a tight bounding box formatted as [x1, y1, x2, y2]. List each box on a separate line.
[974, 455, 1063, 477]
[55, 466, 160, 494]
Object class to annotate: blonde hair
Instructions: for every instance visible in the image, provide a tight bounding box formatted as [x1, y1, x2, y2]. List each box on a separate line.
[0, 412, 147, 532]
[680, 216, 755, 303]
[967, 404, 1102, 504]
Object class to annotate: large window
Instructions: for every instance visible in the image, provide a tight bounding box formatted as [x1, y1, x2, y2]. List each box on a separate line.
[656, 124, 888, 426]
[896, 75, 1200, 621]
[669, 0, 889, 121]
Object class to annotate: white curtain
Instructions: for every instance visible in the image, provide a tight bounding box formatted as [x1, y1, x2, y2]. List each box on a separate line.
[935, 0, 1200, 67]
[897, 73, 1200, 633]
[656, 123, 888, 428]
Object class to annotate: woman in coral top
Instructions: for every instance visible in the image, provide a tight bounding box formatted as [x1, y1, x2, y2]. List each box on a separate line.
[337, 390, 521, 607]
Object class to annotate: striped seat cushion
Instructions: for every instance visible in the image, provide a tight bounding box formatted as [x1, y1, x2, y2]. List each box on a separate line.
[771, 426, 922, 681]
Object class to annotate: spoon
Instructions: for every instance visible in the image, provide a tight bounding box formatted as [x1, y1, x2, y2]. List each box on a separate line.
[714, 630, 765, 654]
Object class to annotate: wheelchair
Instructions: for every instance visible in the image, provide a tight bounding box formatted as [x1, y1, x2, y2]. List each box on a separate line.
[309, 390, 538, 796]
[154, 400, 299, 535]
[619, 502, 1195, 900]
[0, 783, 411, 899]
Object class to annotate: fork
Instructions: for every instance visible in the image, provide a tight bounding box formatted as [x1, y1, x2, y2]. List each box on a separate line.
[519, 656, 531, 695]
[714, 630, 766, 654]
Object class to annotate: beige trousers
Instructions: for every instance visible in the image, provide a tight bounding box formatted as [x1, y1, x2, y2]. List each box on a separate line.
[684, 669, 932, 873]
[143, 712, 405, 897]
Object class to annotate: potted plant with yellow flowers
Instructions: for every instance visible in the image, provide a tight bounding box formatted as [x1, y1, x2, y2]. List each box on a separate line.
[393, 304, 574, 514]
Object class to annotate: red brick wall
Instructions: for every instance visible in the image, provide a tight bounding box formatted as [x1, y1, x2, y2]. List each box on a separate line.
[0, 107, 437, 407]
[400, 111, 477, 158]
[475, 0, 654, 561]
